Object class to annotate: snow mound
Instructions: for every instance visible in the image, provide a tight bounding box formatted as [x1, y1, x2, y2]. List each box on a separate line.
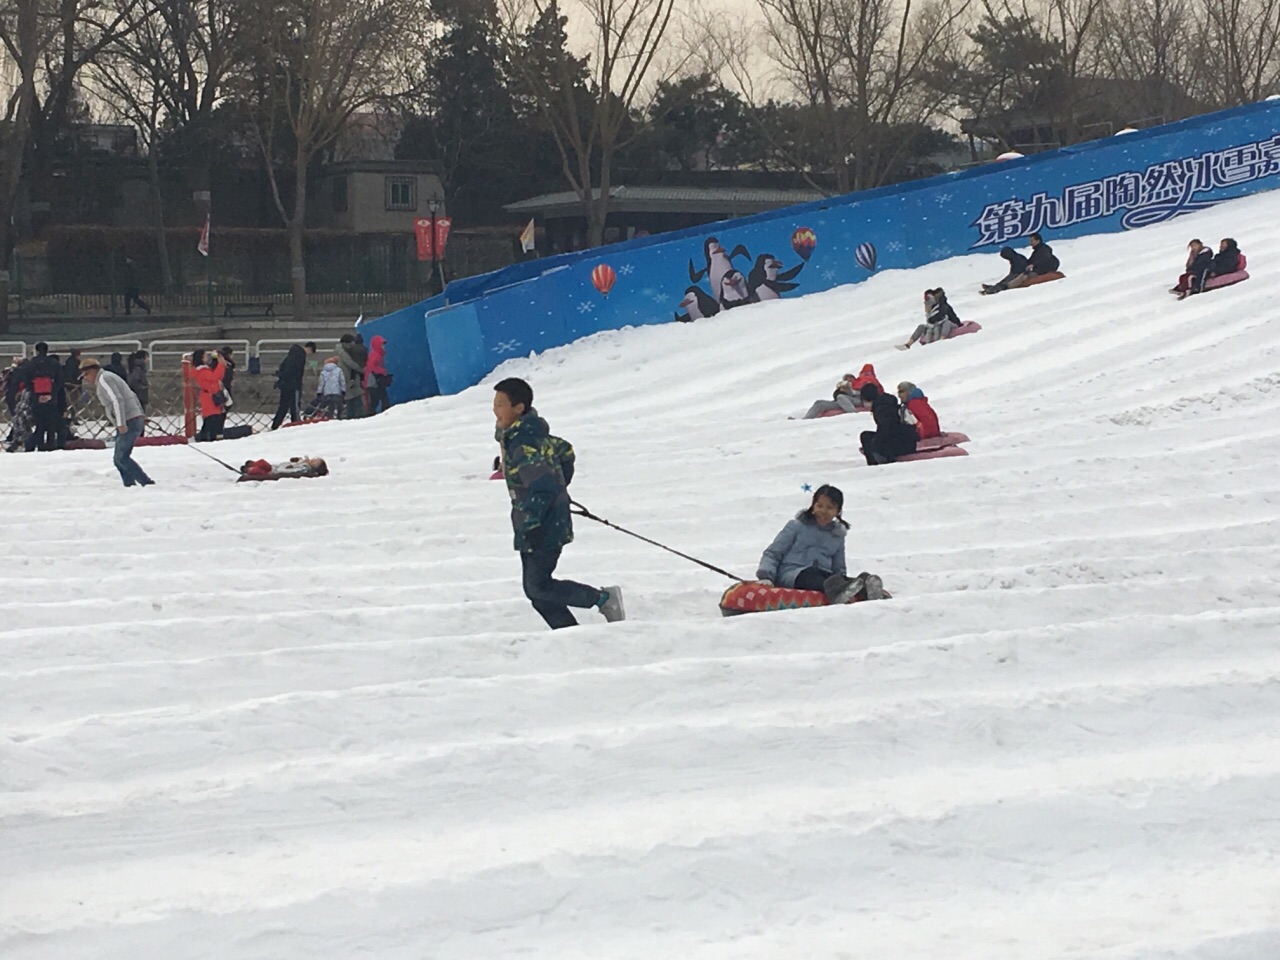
[4, 191, 1280, 959]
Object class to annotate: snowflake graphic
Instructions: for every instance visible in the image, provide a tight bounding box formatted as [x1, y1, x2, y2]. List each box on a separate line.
[618, 264, 635, 276]
[887, 241, 904, 252]
[822, 268, 838, 281]
[577, 301, 596, 314]
[494, 339, 522, 355]
[647, 290, 669, 304]
[936, 193, 953, 203]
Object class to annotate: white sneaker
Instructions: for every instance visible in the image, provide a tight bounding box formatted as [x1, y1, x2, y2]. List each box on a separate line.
[599, 585, 625, 622]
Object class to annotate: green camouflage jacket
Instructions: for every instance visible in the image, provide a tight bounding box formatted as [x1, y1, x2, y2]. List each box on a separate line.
[498, 409, 576, 552]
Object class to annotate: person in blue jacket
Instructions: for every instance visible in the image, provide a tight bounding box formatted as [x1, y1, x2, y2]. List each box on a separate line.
[756, 485, 884, 602]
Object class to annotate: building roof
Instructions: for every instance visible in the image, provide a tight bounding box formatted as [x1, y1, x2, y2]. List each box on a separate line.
[320, 160, 441, 176]
[504, 184, 826, 216]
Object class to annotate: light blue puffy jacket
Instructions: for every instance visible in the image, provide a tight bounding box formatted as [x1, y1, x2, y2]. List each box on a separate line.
[756, 511, 848, 587]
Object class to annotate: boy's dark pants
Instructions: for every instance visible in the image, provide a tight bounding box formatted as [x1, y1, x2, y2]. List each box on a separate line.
[521, 547, 600, 629]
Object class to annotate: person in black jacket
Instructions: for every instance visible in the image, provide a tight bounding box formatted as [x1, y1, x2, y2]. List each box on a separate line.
[981, 246, 1030, 294]
[1211, 238, 1243, 278]
[219, 346, 237, 394]
[105, 351, 129, 381]
[271, 344, 306, 429]
[858, 382, 919, 466]
[26, 342, 65, 451]
[984, 233, 1060, 293]
[61, 348, 83, 409]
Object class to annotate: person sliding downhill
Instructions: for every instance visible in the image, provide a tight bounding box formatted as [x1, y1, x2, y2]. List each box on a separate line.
[982, 233, 1059, 293]
[755, 485, 884, 604]
[493, 377, 625, 630]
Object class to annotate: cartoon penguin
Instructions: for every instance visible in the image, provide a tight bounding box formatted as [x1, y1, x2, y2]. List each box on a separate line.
[689, 236, 750, 300]
[675, 285, 720, 323]
[746, 253, 804, 301]
[718, 269, 751, 310]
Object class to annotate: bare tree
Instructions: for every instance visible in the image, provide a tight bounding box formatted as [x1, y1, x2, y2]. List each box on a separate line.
[752, 0, 971, 193]
[1202, 0, 1280, 105]
[240, 0, 421, 321]
[1095, 0, 1203, 123]
[501, 0, 682, 247]
[0, 0, 40, 332]
[90, 15, 178, 291]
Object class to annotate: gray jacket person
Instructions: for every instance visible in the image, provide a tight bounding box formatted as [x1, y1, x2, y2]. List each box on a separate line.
[81, 358, 154, 487]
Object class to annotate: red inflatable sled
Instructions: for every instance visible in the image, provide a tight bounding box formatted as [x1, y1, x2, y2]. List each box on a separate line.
[817, 404, 870, 418]
[136, 434, 189, 447]
[1202, 254, 1249, 292]
[947, 320, 982, 340]
[719, 580, 890, 617]
[1022, 270, 1065, 288]
[872, 431, 970, 463]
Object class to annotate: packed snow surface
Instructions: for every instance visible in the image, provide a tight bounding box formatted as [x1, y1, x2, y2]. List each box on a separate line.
[4, 193, 1280, 959]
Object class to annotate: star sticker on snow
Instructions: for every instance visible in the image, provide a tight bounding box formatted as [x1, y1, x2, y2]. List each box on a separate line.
[801, 483, 812, 492]
[618, 264, 635, 275]
[577, 301, 595, 314]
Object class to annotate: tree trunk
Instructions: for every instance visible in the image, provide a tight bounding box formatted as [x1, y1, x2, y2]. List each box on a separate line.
[0, 219, 11, 336]
[588, 145, 613, 247]
[147, 138, 174, 293]
[290, 141, 310, 322]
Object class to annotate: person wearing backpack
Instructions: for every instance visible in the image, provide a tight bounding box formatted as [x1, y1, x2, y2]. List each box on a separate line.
[493, 376, 624, 629]
[26, 342, 65, 451]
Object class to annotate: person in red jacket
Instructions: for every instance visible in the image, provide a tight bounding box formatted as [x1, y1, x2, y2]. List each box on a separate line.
[363, 334, 392, 415]
[189, 349, 228, 441]
[896, 381, 941, 440]
[848, 363, 882, 400]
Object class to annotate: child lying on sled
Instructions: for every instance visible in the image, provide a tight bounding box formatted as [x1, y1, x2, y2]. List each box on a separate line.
[238, 456, 329, 481]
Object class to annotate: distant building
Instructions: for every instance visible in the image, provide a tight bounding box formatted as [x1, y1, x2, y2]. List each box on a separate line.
[504, 183, 825, 253]
[309, 160, 446, 234]
[960, 76, 1206, 157]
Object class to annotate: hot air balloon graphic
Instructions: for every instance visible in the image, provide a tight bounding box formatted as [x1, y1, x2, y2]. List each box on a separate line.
[855, 242, 878, 272]
[790, 227, 817, 262]
[591, 263, 617, 297]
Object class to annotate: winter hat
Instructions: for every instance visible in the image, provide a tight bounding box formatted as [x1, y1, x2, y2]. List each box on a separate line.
[79, 357, 102, 372]
[325, 356, 339, 365]
[897, 381, 917, 394]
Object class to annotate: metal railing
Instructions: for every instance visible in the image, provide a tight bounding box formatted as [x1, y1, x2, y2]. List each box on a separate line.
[42, 339, 143, 358]
[147, 339, 251, 371]
[0, 340, 27, 358]
[254, 338, 341, 363]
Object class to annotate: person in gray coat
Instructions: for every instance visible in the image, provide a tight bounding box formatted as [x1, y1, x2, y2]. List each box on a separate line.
[336, 334, 366, 419]
[81, 357, 154, 487]
[757, 485, 850, 590]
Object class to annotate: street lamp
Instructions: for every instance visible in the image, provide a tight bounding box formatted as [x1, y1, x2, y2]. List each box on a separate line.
[426, 193, 443, 292]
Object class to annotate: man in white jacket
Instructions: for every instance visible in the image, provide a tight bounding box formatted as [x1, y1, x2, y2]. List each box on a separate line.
[81, 357, 155, 487]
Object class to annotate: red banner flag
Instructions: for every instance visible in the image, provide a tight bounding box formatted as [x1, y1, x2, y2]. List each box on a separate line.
[415, 216, 453, 261]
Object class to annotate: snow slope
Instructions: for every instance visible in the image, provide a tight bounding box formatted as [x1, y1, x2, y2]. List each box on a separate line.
[4, 192, 1280, 959]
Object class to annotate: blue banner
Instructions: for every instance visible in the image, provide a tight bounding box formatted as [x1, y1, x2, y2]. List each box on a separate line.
[363, 99, 1280, 398]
